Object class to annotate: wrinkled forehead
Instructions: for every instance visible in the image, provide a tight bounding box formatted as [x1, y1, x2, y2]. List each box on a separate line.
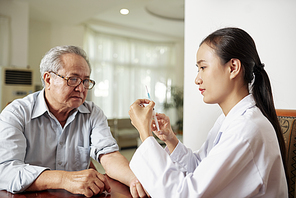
[58, 54, 91, 75]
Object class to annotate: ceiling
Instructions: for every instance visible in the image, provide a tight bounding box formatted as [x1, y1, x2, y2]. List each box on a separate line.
[22, 0, 184, 41]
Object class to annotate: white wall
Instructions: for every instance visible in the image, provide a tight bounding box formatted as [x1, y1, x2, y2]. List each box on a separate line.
[29, 20, 51, 87]
[0, 0, 29, 67]
[184, 0, 296, 150]
[50, 24, 85, 48]
[0, 0, 85, 87]
[29, 21, 85, 86]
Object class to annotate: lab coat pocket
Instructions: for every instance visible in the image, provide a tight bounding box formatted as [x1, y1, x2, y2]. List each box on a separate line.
[75, 146, 90, 171]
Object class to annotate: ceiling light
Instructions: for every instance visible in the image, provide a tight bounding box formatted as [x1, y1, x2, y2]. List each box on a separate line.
[120, 8, 129, 15]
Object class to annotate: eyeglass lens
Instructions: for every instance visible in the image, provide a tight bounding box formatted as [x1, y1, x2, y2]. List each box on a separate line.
[67, 77, 94, 89]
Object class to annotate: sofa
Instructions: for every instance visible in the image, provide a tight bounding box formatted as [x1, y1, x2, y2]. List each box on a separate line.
[108, 118, 139, 149]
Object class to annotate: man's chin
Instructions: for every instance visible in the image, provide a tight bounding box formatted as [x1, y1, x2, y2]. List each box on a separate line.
[70, 100, 84, 108]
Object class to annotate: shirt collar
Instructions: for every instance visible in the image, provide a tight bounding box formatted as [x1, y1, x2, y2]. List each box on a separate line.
[219, 94, 256, 132]
[77, 102, 90, 114]
[32, 89, 90, 119]
[32, 89, 48, 119]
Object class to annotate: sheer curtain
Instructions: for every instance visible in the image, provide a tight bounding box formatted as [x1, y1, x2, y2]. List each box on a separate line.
[0, 15, 10, 66]
[84, 28, 177, 119]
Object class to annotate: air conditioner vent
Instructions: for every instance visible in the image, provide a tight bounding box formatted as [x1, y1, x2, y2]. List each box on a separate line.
[5, 70, 32, 85]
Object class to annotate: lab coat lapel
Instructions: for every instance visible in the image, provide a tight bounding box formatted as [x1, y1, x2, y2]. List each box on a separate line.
[214, 94, 256, 145]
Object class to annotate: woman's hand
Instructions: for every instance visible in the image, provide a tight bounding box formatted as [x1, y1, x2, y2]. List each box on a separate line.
[152, 113, 179, 154]
[151, 113, 174, 142]
[129, 99, 154, 142]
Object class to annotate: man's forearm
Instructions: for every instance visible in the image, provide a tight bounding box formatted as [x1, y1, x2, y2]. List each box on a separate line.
[26, 170, 64, 191]
[100, 151, 135, 186]
[27, 169, 110, 197]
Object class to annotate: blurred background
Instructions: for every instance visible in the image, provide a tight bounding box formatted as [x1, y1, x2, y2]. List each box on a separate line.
[1, 0, 295, 152]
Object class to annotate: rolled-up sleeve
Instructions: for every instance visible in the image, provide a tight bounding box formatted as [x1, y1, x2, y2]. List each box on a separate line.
[89, 105, 119, 162]
[0, 106, 48, 193]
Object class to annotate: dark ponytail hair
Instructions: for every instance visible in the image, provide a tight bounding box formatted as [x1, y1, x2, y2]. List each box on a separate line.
[200, 27, 287, 180]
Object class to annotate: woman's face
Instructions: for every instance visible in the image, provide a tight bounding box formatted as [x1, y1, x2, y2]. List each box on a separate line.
[195, 43, 233, 105]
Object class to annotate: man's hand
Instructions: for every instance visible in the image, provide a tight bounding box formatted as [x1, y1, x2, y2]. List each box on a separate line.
[61, 169, 110, 197]
[27, 169, 110, 197]
[130, 177, 150, 198]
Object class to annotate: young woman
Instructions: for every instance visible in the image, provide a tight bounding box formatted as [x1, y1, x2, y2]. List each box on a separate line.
[128, 27, 288, 197]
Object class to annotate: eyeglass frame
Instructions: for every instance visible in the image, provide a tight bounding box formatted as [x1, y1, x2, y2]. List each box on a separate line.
[49, 71, 95, 90]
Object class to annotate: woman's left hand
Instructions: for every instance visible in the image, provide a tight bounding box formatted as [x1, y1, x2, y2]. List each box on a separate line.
[129, 99, 155, 141]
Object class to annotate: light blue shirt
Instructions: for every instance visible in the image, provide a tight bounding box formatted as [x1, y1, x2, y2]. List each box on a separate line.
[0, 89, 119, 193]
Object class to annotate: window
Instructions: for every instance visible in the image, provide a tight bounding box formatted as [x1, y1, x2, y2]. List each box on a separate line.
[84, 28, 177, 118]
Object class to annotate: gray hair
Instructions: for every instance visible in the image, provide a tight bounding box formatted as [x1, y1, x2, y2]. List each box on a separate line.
[40, 45, 91, 87]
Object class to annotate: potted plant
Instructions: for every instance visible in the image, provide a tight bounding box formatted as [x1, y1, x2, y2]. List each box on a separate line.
[163, 86, 183, 134]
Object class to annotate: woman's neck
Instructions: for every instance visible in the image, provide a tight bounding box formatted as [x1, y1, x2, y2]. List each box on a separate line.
[220, 87, 249, 116]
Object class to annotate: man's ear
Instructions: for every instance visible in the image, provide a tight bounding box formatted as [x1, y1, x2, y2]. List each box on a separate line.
[43, 72, 51, 89]
[229, 58, 242, 79]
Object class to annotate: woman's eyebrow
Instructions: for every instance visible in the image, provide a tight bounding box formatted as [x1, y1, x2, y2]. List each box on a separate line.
[196, 60, 206, 65]
[196, 60, 206, 67]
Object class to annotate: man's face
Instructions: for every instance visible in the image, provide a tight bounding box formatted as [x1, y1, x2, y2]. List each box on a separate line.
[45, 53, 90, 112]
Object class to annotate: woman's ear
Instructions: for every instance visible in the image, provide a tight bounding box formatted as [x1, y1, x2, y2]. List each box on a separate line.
[229, 58, 242, 79]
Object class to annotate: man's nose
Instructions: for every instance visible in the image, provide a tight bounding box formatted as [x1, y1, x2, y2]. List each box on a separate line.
[75, 81, 85, 92]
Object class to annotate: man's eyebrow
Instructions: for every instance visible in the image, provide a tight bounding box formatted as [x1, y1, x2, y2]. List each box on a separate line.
[69, 73, 90, 78]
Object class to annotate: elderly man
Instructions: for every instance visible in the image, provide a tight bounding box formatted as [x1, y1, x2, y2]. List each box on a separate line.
[0, 46, 147, 197]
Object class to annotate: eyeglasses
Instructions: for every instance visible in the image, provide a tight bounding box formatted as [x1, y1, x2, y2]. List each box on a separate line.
[49, 71, 95, 90]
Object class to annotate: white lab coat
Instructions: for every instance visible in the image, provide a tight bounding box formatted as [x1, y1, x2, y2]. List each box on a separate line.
[130, 95, 288, 198]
